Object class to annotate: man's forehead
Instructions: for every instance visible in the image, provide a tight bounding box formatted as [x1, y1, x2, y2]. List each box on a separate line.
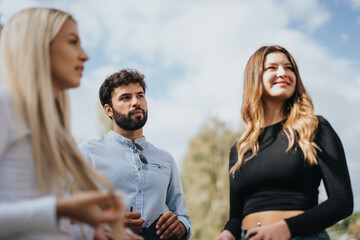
[112, 83, 144, 95]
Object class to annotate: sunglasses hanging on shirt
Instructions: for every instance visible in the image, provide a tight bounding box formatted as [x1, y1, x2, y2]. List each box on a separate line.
[133, 143, 148, 166]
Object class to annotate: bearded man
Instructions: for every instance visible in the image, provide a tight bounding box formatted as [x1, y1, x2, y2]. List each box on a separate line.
[78, 69, 191, 240]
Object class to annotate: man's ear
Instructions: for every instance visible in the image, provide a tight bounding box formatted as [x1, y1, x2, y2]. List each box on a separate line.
[104, 104, 113, 120]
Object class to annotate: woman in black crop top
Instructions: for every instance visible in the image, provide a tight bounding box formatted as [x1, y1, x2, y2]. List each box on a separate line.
[216, 46, 353, 240]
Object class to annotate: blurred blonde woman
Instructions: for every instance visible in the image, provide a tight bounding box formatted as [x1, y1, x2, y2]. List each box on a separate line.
[0, 8, 131, 240]
[217, 45, 353, 240]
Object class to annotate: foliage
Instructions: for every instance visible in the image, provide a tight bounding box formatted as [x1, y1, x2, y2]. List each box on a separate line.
[327, 212, 360, 239]
[347, 212, 360, 239]
[181, 118, 241, 240]
[331, 212, 360, 232]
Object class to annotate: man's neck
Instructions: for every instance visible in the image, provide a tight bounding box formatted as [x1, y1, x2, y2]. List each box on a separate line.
[113, 124, 144, 142]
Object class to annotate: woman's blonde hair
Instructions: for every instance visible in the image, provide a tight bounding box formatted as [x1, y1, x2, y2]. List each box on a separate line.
[230, 45, 319, 173]
[0, 8, 125, 238]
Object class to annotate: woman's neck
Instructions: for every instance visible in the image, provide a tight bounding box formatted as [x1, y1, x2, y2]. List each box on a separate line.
[263, 101, 285, 127]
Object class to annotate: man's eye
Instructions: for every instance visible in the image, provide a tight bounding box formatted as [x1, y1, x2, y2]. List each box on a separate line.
[121, 96, 130, 101]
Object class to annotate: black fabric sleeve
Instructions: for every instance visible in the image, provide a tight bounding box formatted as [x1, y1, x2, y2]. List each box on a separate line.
[223, 144, 243, 239]
[285, 116, 353, 237]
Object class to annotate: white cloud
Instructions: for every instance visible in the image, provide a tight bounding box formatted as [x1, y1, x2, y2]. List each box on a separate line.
[0, 0, 40, 21]
[341, 33, 350, 43]
[282, 0, 331, 31]
[347, 0, 360, 10]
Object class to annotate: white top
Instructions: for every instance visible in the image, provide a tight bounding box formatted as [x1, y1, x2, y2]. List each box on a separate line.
[0, 87, 75, 240]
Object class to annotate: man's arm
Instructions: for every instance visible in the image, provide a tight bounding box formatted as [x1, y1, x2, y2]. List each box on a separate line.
[156, 155, 191, 240]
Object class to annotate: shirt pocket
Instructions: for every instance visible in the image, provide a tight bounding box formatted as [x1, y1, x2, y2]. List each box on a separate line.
[145, 163, 171, 190]
[147, 163, 171, 175]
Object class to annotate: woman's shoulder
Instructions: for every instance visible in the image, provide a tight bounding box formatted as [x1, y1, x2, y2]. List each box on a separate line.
[316, 115, 329, 125]
[315, 115, 343, 148]
[229, 141, 238, 166]
[315, 115, 336, 134]
[0, 86, 9, 101]
[230, 141, 237, 150]
[0, 87, 11, 115]
[0, 87, 14, 154]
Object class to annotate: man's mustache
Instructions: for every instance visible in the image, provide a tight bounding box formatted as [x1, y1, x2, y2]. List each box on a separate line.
[129, 108, 145, 116]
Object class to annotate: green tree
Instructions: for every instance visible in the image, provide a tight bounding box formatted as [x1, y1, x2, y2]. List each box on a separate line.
[181, 118, 242, 240]
[327, 212, 360, 239]
[347, 212, 360, 239]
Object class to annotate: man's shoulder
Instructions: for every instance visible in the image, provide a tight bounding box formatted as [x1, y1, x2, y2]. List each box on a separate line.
[78, 134, 109, 151]
[145, 142, 177, 167]
[146, 142, 173, 156]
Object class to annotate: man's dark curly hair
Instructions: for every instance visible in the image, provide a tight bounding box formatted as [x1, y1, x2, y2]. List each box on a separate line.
[99, 69, 147, 107]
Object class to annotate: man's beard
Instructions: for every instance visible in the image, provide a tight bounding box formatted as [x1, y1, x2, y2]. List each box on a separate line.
[112, 107, 148, 131]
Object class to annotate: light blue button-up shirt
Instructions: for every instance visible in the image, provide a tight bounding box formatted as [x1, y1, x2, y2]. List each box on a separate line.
[79, 131, 191, 239]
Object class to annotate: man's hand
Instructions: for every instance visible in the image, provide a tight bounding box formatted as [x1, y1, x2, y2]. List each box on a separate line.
[155, 211, 186, 239]
[124, 211, 145, 234]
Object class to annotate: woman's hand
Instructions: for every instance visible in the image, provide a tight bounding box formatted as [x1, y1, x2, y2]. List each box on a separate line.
[245, 220, 291, 240]
[93, 224, 144, 240]
[216, 230, 236, 240]
[57, 191, 123, 227]
[93, 224, 112, 240]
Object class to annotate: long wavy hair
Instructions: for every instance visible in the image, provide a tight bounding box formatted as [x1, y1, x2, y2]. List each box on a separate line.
[230, 45, 319, 173]
[0, 8, 125, 238]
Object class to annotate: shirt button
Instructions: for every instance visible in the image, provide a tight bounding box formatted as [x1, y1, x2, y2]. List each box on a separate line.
[158, 165, 161, 168]
[138, 167, 141, 171]
[138, 189, 142, 193]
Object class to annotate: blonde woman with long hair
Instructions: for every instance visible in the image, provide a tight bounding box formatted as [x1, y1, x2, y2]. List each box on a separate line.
[217, 46, 353, 240]
[0, 8, 134, 240]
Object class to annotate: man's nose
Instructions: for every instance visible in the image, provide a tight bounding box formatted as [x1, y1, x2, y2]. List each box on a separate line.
[131, 97, 140, 106]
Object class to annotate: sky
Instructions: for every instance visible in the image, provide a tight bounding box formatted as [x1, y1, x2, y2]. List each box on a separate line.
[0, 0, 359, 211]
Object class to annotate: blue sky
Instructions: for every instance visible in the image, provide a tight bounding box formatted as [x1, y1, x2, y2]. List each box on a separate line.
[314, 0, 360, 60]
[1, 0, 359, 211]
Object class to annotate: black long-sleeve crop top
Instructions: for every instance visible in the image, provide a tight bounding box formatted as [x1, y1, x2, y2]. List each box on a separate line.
[224, 116, 353, 238]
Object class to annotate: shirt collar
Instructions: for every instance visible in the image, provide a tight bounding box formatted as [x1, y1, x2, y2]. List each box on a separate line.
[108, 130, 147, 147]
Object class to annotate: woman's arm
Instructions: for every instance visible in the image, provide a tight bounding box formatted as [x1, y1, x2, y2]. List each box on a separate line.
[284, 116, 353, 237]
[57, 191, 124, 227]
[222, 144, 244, 240]
[0, 191, 123, 238]
[0, 196, 58, 237]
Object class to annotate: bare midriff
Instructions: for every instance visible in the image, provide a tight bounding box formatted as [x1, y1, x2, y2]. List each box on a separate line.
[242, 210, 304, 228]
